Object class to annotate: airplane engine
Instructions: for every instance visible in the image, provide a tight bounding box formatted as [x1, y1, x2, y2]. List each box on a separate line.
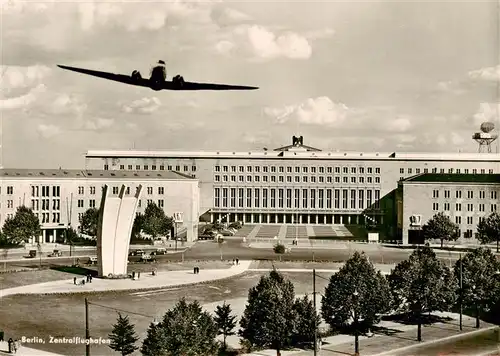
[131, 70, 142, 80]
[173, 74, 185, 87]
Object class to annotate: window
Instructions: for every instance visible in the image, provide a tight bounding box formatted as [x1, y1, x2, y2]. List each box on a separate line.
[343, 177, 348, 183]
[271, 176, 276, 182]
[286, 189, 292, 208]
[89, 200, 96, 208]
[456, 203, 462, 211]
[433, 203, 439, 211]
[78, 199, 84, 208]
[176, 165, 180, 171]
[444, 203, 450, 211]
[230, 188, 236, 208]
[492, 204, 497, 212]
[310, 189, 315, 209]
[151, 165, 157, 171]
[303, 176, 308, 183]
[303, 167, 308, 173]
[456, 190, 462, 199]
[467, 191, 474, 199]
[215, 175, 221, 182]
[52, 186, 60, 197]
[145, 187, 152, 195]
[247, 166, 252, 172]
[238, 188, 244, 208]
[192, 166, 196, 172]
[319, 167, 324, 173]
[351, 167, 356, 174]
[246, 175, 252, 182]
[144, 165, 149, 170]
[359, 167, 364, 174]
[342, 190, 348, 209]
[424, 168, 428, 173]
[222, 188, 228, 207]
[136, 165, 141, 170]
[215, 166, 220, 172]
[479, 191, 485, 199]
[433, 190, 439, 198]
[367, 190, 373, 207]
[52, 213, 60, 223]
[467, 204, 473, 212]
[246, 188, 252, 208]
[302, 189, 308, 209]
[214, 188, 220, 207]
[456, 216, 462, 224]
[104, 164, 109, 170]
[334, 189, 340, 209]
[263, 189, 268, 208]
[491, 191, 498, 199]
[231, 166, 236, 172]
[408, 168, 413, 174]
[375, 177, 380, 184]
[351, 177, 356, 184]
[158, 187, 164, 195]
[318, 189, 324, 209]
[416, 168, 421, 174]
[279, 166, 284, 173]
[7, 200, 13, 208]
[350, 190, 356, 209]
[31, 186, 39, 197]
[271, 166, 276, 173]
[358, 190, 364, 209]
[343, 167, 348, 174]
[255, 188, 260, 208]
[158, 200, 164, 208]
[294, 189, 300, 208]
[367, 167, 372, 174]
[279, 189, 284, 208]
[400, 168, 404, 174]
[271, 189, 276, 208]
[472, 169, 477, 174]
[326, 189, 332, 209]
[467, 216, 473, 225]
[479, 204, 485, 212]
[78, 186, 84, 195]
[231, 175, 237, 182]
[444, 190, 450, 198]
[335, 167, 340, 174]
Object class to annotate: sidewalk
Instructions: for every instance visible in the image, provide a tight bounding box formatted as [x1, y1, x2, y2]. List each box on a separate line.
[0, 260, 251, 298]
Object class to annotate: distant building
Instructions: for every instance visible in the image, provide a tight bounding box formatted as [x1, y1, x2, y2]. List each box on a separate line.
[0, 169, 200, 244]
[398, 174, 499, 245]
[85, 136, 500, 241]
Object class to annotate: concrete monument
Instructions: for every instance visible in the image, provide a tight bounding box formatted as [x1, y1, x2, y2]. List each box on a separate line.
[96, 184, 143, 277]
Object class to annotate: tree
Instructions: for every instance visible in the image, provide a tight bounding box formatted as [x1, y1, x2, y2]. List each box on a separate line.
[292, 295, 320, 348]
[140, 322, 165, 356]
[214, 301, 237, 350]
[142, 202, 173, 239]
[79, 208, 100, 237]
[108, 313, 139, 356]
[2, 206, 41, 245]
[388, 246, 456, 342]
[239, 269, 296, 355]
[476, 212, 500, 253]
[131, 212, 145, 239]
[453, 248, 500, 328]
[141, 298, 218, 356]
[421, 212, 459, 248]
[321, 252, 390, 354]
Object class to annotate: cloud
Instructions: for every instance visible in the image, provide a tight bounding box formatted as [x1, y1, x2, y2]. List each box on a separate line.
[83, 118, 115, 131]
[122, 97, 162, 114]
[215, 25, 316, 60]
[265, 97, 350, 126]
[1, 65, 52, 91]
[472, 102, 500, 126]
[211, 7, 252, 26]
[468, 64, 500, 82]
[386, 116, 412, 132]
[37, 124, 62, 138]
[304, 28, 335, 40]
[0, 84, 47, 111]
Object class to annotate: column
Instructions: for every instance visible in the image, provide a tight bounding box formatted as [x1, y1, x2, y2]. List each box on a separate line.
[42, 230, 47, 244]
[251, 214, 254, 223]
[315, 215, 319, 224]
[291, 215, 295, 224]
[340, 215, 343, 224]
[283, 213, 286, 224]
[268, 214, 271, 223]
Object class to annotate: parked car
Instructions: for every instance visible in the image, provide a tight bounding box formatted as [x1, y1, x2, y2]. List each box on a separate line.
[140, 254, 156, 263]
[28, 250, 37, 258]
[220, 229, 235, 236]
[88, 257, 98, 265]
[48, 250, 62, 257]
[152, 248, 166, 255]
[129, 249, 144, 256]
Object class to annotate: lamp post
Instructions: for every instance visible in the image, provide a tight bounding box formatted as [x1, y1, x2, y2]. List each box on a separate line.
[472, 284, 480, 329]
[353, 289, 359, 356]
[313, 269, 317, 356]
[459, 253, 463, 331]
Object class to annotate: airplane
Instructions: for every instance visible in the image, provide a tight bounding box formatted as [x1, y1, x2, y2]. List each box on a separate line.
[57, 60, 259, 91]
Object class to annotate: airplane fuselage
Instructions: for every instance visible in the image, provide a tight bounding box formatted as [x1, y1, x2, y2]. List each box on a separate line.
[149, 64, 167, 91]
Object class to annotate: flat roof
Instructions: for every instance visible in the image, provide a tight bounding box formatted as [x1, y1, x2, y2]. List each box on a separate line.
[85, 149, 500, 162]
[0, 169, 195, 180]
[403, 173, 500, 184]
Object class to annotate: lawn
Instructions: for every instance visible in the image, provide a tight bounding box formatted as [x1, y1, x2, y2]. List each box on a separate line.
[0, 269, 77, 290]
[0, 271, 331, 356]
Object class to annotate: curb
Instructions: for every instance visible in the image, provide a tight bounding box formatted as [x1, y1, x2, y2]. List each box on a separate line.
[371, 325, 500, 356]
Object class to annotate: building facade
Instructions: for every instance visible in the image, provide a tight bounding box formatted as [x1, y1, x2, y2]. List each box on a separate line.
[84, 136, 500, 240]
[0, 169, 200, 244]
[398, 174, 500, 245]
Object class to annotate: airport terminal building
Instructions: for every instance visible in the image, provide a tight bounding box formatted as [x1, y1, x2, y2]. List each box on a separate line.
[85, 136, 500, 243]
[0, 169, 200, 244]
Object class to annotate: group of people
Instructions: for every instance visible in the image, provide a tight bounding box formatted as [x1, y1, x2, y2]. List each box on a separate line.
[73, 273, 93, 285]
[7, 338, 20, 353]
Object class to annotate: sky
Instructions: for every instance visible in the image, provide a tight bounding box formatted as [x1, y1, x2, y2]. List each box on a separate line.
[1, 0, 499, 168]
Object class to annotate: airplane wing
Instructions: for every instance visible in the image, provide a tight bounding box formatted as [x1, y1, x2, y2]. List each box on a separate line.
[57, 65, 151, 88]
[162, 80, 258, 91]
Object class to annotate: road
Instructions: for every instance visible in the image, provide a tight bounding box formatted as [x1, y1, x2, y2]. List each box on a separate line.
[0, 240, 473, 271]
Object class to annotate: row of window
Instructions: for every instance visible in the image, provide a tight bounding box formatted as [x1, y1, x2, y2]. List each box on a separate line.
[215, 175, 381, 184]
[215, 165, 382, 175]
[432, 202, 497, 213]
[106, 164, 197, 172]
[38, 212, 61, 224]
[432, 190, 498, 199]
[401, 167, 494, 175]
[214, 188, 381, 210]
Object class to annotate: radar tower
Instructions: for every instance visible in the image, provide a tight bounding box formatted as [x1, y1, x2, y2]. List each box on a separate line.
[473, 122, 498, 153]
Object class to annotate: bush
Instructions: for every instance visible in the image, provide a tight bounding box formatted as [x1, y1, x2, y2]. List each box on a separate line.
[273, 244, 285, 254]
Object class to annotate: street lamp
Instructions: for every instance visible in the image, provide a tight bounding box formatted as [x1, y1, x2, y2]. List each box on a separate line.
[472, 284, 480, 329]
[353, 289, 360, 356]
